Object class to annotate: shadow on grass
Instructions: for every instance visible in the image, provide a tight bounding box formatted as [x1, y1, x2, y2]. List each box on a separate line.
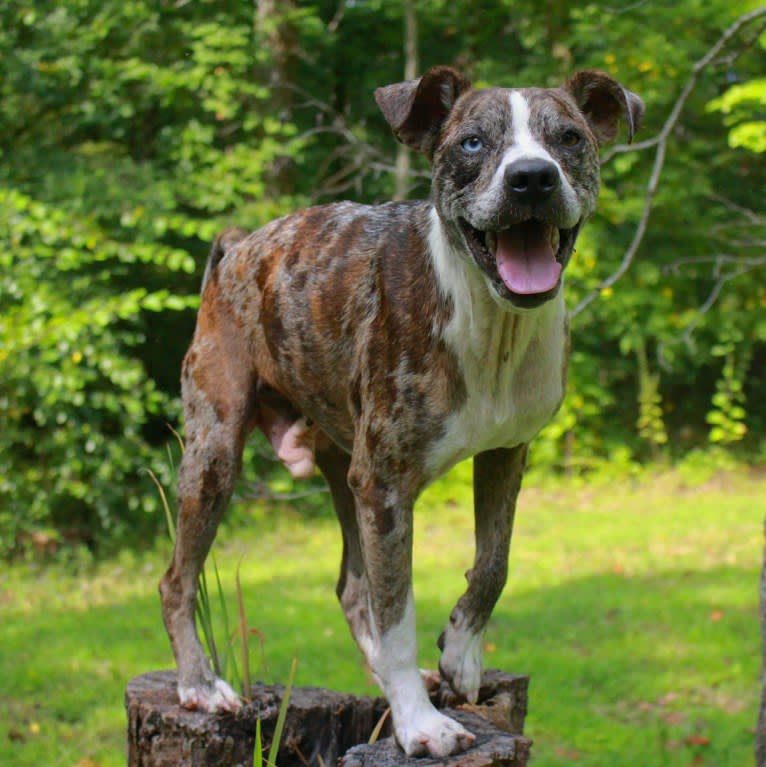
[2, 560, 757, 767]
[484, 566, 758, 767]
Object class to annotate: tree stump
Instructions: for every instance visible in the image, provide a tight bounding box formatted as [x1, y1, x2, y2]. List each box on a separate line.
[126, 669, 531, 767]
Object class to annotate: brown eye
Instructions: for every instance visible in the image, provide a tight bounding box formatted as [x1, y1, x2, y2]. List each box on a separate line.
[561, 129, 582, 148]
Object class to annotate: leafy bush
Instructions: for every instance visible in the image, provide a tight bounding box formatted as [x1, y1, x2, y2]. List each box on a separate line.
[0, 1, 298, 555]
[0, 188, 196, 553]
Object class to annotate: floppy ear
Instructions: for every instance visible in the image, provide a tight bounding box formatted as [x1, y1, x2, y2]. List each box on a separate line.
[375, 65, 471, 157]
[564, 70, 644, 145]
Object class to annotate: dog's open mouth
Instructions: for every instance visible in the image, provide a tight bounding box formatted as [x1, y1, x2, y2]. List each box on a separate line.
[459, 218, 578, 304]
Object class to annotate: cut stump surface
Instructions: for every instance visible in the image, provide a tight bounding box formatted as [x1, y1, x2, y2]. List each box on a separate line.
[125, 669, 530, 767]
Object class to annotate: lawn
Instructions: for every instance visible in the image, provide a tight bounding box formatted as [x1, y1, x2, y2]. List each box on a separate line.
[1, 464, 762, 767]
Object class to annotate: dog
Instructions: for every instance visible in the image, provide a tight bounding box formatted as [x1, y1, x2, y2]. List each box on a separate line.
[160, 65, 643, 757]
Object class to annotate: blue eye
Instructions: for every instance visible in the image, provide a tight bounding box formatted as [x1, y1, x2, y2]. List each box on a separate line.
[461, 136, 484, 154]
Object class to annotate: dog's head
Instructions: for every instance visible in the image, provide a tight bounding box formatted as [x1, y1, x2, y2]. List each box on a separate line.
[376, 67, 644, 310]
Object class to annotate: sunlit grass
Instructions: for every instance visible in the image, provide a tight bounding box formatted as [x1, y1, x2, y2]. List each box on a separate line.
[1, 466, 761, 767]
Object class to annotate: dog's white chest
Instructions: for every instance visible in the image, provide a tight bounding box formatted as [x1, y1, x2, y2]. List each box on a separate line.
[429, 307, 566, 475]
[425, 226, 568, 476]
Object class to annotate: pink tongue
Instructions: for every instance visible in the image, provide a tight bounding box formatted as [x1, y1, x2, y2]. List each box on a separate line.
[495, 222, 561, 295]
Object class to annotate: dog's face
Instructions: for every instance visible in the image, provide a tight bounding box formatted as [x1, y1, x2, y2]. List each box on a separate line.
[432, 87, 599, 310]
[376, 68, 644, 310]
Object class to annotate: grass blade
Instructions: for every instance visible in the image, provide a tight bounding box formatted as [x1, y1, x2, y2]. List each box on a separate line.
[235, 561, 251, 698]
[143, 468, 175, 541]
[164, 444, 178, 492]
[267, 657, 297, 767]
[168, 423, 186, 455]
[368, 707, 390, 744]
[212, 558, 230, 678]
[254, 716, 263, 767]
[212, 556, 241, 690]
[195, 566, 221, 677]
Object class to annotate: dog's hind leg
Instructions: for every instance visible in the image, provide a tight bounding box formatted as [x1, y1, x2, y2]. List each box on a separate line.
[159, 288, 256, 712]
[438, 444, 528, 703]
[315, 443, 376, 654]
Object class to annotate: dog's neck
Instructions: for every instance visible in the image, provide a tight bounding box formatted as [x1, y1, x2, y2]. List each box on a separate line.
[423, 205, 568, 476]
[426, 205, 565, 359]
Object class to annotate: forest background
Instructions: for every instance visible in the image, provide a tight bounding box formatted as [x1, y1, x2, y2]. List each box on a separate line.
[1, 0, 765, 556]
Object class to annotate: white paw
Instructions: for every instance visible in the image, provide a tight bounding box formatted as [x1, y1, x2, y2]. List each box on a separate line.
[439, 618, 483, 703]
[395, 707, 475, 757]
[178, 677, 242, 713]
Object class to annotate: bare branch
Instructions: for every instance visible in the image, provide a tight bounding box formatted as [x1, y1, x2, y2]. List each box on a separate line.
[663, 252, 766, 275]
[716, 18, 766, 67]
[280, 80, 432, 198]
[571, 6, 766, 320]
[601, 7, 766, 164]
[327, 0, 348, 32]
[658, 262, 757, 366]
[236, 481, 329, 504]
[571, 127, 667, 318]
[655, 187, 765, 353]
[600, 0, 652, 15]
[708, 192, 763, 224]
[599, 133, 661, 164]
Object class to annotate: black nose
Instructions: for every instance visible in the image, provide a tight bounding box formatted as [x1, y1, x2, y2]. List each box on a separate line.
[505, 159, 560, 204]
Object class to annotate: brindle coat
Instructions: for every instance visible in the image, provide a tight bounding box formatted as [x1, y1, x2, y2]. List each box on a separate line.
[160, 65, 643, 757]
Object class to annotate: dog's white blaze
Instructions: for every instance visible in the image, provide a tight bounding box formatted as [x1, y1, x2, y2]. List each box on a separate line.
[427, 208, 566, 476]
[368, 588, 473, 755]
[502, 90, 554, 166]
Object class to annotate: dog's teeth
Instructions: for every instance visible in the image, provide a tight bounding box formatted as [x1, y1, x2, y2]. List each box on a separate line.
[485, 231, 497, 254]
[550, 228, 560, 253]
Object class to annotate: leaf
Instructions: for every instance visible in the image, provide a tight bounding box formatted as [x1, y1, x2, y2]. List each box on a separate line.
[684, 734, 711, 747]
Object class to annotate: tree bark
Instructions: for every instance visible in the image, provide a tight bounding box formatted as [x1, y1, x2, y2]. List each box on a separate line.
[393, 0, 418, 201]
[255, 0, 298, 196]
[340, 709, 531, 767]
[125, 669, 530, 767]
[756, 517, 766, 767]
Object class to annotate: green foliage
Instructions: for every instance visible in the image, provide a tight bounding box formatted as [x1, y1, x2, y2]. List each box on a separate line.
[0, 187, 194, 552]
[706, 347, 750, 444]
[2, 0, 765, 553]
[0, 0, 299, 555]
[635, 338, 669, 453]
[708, 75, 766, 152]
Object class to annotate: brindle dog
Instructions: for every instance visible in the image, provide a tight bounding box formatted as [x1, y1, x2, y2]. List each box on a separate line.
[160, 66, 643, 757]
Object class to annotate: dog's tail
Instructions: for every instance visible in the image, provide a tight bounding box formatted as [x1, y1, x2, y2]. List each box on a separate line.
[201, 226, 250, 293]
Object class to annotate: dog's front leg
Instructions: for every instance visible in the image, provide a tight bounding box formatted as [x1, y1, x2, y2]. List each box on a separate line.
[348, 459, 475, 757]
[439, 444, 528, 702]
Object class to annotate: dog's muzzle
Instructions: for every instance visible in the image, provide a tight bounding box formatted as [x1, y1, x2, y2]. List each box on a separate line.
[457, 158, 581, 308]
[459, 216, 579, 309]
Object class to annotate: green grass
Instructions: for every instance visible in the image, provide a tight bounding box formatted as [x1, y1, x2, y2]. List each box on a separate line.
[1, 465, 761, 766]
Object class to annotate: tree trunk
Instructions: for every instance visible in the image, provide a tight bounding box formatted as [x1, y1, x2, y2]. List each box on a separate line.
[393, 0, 418, 201]
[756, 517, 766, 766]
[125, 669, 530, 767]
[255, 0, 298, 196]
